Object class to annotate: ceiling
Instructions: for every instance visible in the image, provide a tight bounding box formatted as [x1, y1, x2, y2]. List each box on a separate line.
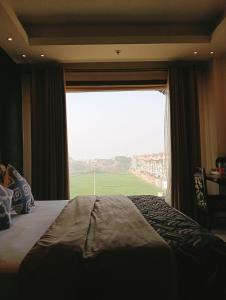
[0, 0, 226, 63]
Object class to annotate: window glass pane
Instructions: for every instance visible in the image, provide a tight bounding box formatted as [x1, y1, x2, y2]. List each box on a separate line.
[66, 90, 166, 198]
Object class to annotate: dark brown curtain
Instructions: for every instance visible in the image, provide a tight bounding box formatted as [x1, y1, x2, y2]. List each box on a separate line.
[0, 48, 23, 173]
[31, 65, 69, 200]
[169, 64, 202, 217]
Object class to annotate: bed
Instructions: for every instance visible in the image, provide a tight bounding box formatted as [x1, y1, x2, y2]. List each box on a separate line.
[0, 200, 68, 300]
[130, 195, 226, 300]
[0, 196, 226, 300]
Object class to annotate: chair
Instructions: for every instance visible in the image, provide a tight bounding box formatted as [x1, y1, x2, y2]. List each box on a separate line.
[193, 167, 226, 229]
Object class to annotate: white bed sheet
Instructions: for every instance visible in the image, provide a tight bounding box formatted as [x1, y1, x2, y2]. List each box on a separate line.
[0, 200, 68, 300]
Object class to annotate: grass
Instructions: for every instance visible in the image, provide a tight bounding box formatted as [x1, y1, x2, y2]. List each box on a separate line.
[69, 172, 162, 198]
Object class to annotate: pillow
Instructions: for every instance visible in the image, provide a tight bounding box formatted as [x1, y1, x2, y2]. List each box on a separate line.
[0, 164, 7, 184]
[4, 164, 34, 214]
[0, 185, 13, 230]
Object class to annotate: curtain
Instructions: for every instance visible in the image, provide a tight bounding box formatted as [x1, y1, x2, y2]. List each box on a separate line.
[169, 64, 202, 217]
[164, 82, 171, 205]
[0, 48, 23, 173]
[31, 65, 69, 200]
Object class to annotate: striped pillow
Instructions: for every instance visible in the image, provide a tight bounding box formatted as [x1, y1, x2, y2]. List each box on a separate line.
[0, 185, 13, 230]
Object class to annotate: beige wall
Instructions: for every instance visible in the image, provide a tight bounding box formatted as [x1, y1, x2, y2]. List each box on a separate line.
[212, 56, 226, 156]
[199, 55, 226, 192]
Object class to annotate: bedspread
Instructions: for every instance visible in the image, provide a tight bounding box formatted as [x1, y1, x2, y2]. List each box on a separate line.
[129, 195, 226, 300]
[19, 195, 177, 300]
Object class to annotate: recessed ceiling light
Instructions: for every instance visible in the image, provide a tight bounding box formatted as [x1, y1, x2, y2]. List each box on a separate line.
[210, 51, 214, 54]
[21, 54, 27, 58]
[193, 51, 198, 55]
[7, 37, 13, 41]
[40, 54, 45, 57]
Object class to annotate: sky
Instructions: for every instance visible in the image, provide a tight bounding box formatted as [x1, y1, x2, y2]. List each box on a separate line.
[66, 90, 165, 160]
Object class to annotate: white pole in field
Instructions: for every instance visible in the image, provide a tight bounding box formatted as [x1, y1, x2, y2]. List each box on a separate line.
[93, 167, 96, 195]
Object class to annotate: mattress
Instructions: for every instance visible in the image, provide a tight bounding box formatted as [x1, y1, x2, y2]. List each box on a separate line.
[0, 200, 68, 300]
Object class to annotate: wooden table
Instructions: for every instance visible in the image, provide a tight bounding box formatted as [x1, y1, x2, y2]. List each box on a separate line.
[206, 173, 226, 194]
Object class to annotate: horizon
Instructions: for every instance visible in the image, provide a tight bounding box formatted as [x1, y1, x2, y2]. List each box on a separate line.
[69, 151, 165, 162]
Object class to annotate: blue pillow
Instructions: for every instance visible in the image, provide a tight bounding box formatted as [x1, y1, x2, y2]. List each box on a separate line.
[6, 164, 34, 214]
[0, 185, 13, 230]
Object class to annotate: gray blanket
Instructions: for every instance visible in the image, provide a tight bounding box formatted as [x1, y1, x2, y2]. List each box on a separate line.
[20, 195, 177, 300]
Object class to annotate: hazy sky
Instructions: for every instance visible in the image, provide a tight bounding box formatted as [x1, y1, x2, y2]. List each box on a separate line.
[66, 90, 165, 160]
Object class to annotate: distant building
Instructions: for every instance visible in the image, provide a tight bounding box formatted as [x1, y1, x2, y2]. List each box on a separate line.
[131, 153, 167, 190]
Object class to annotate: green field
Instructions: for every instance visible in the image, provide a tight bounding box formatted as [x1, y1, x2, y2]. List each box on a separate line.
[69, 172, 162, 198]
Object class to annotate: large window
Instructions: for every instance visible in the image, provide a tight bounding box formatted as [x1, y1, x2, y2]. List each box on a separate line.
[66, 90, 166, 199]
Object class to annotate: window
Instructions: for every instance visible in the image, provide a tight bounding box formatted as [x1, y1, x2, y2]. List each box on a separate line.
[66, 90, 167, 198]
